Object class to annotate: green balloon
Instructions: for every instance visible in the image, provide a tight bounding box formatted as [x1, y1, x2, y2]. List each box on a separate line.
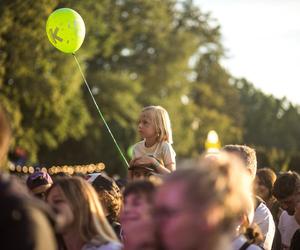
[127, 145, 134, 159]
[46, 8, 85, 53]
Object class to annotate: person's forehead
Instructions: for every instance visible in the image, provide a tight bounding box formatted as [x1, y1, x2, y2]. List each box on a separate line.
[133, 168, 149, 174]
[140, 111, 153, 119]
[125, 192, 145, 201]
[156, 181, 187, 204]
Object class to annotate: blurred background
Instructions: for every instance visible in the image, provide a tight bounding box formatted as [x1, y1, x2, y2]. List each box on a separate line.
[1, 0, 300, 176]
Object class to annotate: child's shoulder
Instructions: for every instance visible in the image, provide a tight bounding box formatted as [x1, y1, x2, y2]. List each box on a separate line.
[160, 141, 172, 146]
[159, 141, 174, 151]
[133, 140, 145, 148]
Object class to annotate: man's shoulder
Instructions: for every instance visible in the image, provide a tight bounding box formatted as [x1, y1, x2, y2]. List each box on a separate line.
[255, 202, 270, 214]
[279, 211, 289, 219]
[279, 211, 298, 225]
[254, 201, 274, 224]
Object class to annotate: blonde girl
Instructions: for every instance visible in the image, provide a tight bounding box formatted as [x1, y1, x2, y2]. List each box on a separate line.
[46, 177, 122, 250]
[130, 106, 176, 174]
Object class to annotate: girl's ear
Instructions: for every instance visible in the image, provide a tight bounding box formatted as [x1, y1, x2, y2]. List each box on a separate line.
[157, 129, 161, 137]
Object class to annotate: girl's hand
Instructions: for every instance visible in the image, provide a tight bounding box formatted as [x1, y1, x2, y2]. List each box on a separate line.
[129, 158, 137, 167]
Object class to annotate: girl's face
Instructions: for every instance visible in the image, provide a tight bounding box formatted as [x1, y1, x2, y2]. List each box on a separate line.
[138, 112, 156, 140]
[46, 186, 74, 233]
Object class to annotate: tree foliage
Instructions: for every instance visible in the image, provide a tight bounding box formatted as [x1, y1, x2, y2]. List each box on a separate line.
[235, 78, 300, 171]
[0, 0, 91, 162]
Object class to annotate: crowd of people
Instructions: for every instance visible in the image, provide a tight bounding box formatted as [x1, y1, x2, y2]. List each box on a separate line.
[1, 104, 300, 250]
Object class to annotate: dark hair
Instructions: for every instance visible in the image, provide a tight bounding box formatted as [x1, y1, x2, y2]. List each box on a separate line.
[273, 171, 300, 200]
[90, 174, 122, 222]
[26, 171, 53, 195]
[123, 180, 157, 203]
[256, 168, 277, 198]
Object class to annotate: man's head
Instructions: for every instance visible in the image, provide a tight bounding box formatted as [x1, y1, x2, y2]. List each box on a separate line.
[273, 171, 300, 215]
[255, 168, 277, 201]
[222, 144, 257, 179]
[154, 153, 253, 250]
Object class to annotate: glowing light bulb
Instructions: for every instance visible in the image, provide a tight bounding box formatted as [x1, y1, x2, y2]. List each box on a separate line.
[205, 130, 221, 153]
[207, 130, 219, 144]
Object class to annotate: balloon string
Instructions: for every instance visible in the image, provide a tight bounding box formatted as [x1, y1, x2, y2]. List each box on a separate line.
[72, 53, 129, 169]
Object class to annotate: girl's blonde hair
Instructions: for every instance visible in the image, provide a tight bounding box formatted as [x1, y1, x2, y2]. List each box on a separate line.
[142, 106, 173, 144]
[49, 177, 119, 245]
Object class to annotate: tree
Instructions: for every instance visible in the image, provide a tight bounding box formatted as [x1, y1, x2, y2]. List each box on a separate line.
[190, 53, 244, 151]
[40, 0, 229, 172]
[234, 78, 300, 170]
[0, 0, 91, 161]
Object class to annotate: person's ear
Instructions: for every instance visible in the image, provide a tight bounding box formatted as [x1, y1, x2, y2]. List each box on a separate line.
[156, 130, 160, 138]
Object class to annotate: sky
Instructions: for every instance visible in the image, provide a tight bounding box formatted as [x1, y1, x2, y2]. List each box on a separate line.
[195, 0, 300, 105]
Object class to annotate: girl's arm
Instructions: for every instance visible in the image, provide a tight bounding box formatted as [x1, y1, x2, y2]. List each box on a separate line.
[153, 160, 175, 174]
[130, 155, 175, 174]
[158, 143, 176, 174]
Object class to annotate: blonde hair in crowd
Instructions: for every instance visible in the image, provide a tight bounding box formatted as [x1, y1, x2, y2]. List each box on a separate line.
[52, 177, 119, 245]
[166, 152, 253, 232]
[142, 106, 173, 144]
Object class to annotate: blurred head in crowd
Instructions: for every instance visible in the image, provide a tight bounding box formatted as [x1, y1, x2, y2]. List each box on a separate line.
[128, 165, 156, 181]
[26, 170, 53, 200]
[223, 144, 257, 179]
[87, 173, 122, 224]
[255, 168, 277, 202]
[121, 180, 160, 250]
[154, 153, 253, 250]
[0, 106, 58, 250]
[294, 193, 300, 226]
[273, 171, 300, 215]
[115, 178, 127, 193]
[46, 177, 119, 247]
[0, 105, 11, 169]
